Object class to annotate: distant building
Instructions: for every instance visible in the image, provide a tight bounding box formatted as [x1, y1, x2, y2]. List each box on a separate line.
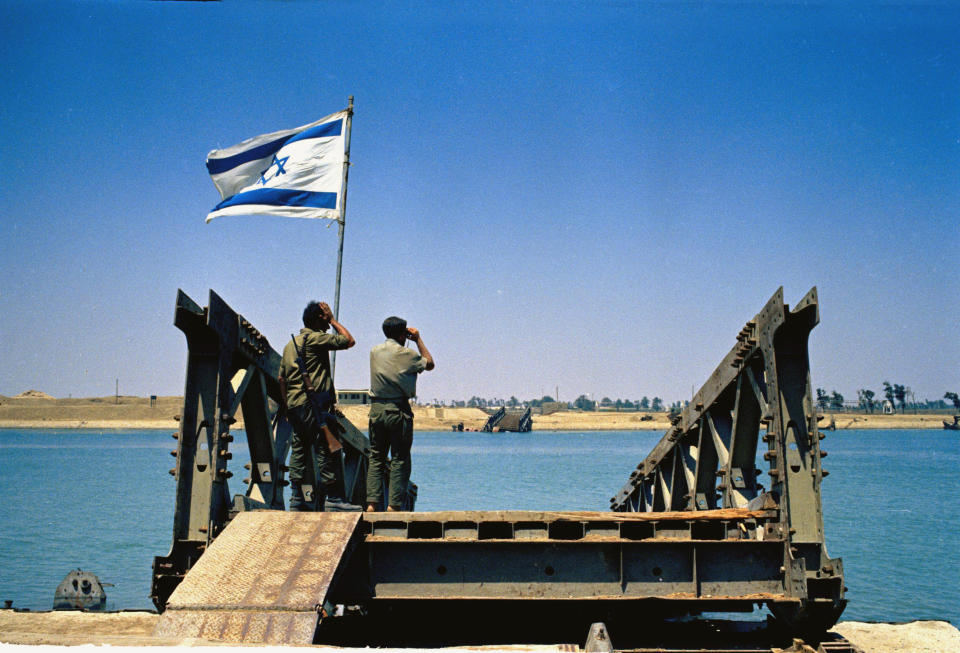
[337, 389, 370, 405]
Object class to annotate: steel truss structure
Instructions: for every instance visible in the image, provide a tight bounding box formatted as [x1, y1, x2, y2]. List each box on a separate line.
[152, 287, 847, 648]
[610, 287, 845, 632]
[151, 290, 414, 611]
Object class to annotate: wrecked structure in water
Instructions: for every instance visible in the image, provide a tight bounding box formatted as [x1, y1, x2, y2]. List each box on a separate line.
[151, 287, 850, 651]
[482, 406, 533, 432]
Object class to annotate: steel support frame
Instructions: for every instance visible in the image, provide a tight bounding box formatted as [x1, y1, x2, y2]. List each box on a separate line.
[151, 289, 409, 611]
[609, 288, 844, 632]
[335, 510, 786, 608]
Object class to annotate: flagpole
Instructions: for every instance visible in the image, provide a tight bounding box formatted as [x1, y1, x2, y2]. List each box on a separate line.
[330, 95, 353, 379]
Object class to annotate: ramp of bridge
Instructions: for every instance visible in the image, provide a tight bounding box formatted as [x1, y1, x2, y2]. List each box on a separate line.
[154, 511, 361, 644]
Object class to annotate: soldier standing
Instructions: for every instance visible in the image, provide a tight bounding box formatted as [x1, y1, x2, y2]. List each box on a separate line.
[279, 300, 355, 511]
[365, 316, 435, 512]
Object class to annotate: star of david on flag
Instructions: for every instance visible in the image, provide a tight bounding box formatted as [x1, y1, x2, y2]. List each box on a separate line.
[205, 110, 348, 222]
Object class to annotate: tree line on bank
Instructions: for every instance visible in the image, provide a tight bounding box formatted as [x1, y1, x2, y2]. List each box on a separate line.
[814, 384, 958, 413]
[440, 387, 960, 414]
[444, 395, 688, 414]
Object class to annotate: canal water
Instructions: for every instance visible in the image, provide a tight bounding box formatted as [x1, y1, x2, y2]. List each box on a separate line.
[0, 428, 956, 625]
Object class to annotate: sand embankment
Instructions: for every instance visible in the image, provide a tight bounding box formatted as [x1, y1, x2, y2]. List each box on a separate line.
[0, 394, 953, 431]
[0, 395, 186, 429]
[0, 611, 956, 650]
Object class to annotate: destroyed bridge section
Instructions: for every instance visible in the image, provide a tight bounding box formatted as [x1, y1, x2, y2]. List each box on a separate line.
[152, 288, 845, 648]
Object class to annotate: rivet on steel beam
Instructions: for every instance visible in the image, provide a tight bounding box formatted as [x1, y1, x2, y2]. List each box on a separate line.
[695, 402, 704, 411]
[173, 415, 181, 421]
[243, 463, 252, 470]
[220, 434, 234, 443]
[219, 451, 232, 460]
[243, 477, 251, 484]
[819, 450, 828, 457]
[169, 450, 177, 457]
[168, 468, 176, 476]
[199, 526, 208, 533]
[822, 565, 834, 574]
[717, 484, 728, 490]
[764, 451, 777, 461]
[280, 479, 289, 487]
[220, 470, 233, 479]
[171, 432, 179, 439]
[768, 469, 780, 477]
[716, 469, 726, 476]
[789, 527, 796, 534]
[819, 432, 826, 440]
[821, 470, 830, 477]
[221, 415, 237, 425]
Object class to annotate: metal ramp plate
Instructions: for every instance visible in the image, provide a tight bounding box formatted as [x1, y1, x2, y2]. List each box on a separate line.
[154, 511, 361, 644]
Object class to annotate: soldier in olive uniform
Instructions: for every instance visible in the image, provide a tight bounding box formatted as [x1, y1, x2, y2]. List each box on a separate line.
[365, 316, 435, 512]
[280, 301, 355, 511]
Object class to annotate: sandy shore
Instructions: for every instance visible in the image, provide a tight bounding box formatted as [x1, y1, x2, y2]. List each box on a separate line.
[0, 394, 954, 431]
[0, 611, 956, 650]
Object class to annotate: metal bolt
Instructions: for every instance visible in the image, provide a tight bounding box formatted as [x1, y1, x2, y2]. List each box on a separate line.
[169, 450, 177, 457]
[219, 451, 232, 460]
[243, 463, 252, 470]
[168, 468, 176, 476]
[171, 432, 179, 440]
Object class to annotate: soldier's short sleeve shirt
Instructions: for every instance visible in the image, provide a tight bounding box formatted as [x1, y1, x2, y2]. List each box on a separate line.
[280, 328, 351, 408]
[369, 339, 427, 400]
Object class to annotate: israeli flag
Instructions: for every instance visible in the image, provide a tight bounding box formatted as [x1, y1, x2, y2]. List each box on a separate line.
[205, 110, 347, 222]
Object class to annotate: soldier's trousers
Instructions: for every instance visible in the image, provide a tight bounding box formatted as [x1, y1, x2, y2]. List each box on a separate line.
[287, 402, 337, 511]
[366, 399, 413, 510]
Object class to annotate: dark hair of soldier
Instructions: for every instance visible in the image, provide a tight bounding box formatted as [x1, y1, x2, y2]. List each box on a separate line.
[382, 316, 407, 340]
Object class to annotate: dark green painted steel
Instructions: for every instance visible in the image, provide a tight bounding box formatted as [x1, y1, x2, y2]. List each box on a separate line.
[152, 287, 847, 644]
[151, 289, 414, 612]
[610, 287, 846, 633]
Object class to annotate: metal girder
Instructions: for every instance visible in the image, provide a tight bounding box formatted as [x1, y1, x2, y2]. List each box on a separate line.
[151, 290, 415, 612]
[334, 510, 785, 607]
[609, 288, 845, 633]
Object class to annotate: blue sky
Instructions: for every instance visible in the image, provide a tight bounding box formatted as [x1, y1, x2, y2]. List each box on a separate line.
[1, 1, 957, 405]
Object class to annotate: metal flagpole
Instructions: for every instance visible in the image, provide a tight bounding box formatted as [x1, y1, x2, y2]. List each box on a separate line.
[330, 95, 353, 379]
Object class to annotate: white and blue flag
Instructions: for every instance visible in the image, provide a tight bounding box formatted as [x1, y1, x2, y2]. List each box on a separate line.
[205, 110, 347, 222]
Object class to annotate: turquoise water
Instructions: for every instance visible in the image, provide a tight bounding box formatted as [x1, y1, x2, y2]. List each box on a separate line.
[0, 428, 956, 624]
